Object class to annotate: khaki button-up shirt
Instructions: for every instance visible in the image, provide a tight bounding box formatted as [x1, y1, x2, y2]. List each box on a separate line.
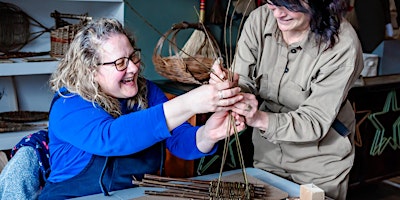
[234, 6, 363, 143]
[233, 5, 364, 197]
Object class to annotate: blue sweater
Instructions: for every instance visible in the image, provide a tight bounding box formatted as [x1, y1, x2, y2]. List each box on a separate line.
[47, 80, 215, 182]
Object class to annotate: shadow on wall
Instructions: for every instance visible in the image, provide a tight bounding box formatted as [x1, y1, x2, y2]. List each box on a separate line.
[355, 0, 386, 53]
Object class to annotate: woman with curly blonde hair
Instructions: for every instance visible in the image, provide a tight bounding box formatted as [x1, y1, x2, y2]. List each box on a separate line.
[39, 18, 245, 199]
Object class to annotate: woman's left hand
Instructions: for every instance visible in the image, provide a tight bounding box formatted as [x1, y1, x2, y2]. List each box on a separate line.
[209, 58, 239, 86]
[231, 92, 266, 130]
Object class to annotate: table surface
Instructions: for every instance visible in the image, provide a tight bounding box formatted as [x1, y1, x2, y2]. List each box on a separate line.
[73, 167, 300, 199]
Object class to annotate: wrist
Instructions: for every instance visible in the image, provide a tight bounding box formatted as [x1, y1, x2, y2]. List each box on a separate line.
[195, 126, 216, 153]
[252, 111, 268, 132]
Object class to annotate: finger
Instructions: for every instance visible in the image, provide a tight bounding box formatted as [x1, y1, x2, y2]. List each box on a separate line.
[209, 73, 223, 84]
[218, 90, 224, 100]
[219, 87, 242, 99]
[211, 58, 226, 80]
[232, 73, 239, 86]
[244, 103, 253, 112]
[232, 102, 253, 116]
[217, 95, 244, 107]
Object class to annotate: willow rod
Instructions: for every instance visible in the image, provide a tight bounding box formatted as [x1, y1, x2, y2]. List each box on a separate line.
[215, 0, 256, 199]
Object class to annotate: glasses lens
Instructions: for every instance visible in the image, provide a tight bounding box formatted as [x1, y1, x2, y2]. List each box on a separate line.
[130, 51, 141, 64]
[115, 58, 127, 71]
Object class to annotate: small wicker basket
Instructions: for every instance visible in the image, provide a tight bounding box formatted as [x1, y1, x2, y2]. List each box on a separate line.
[50, 11, 92, 58]
[153, 22, 220, 85]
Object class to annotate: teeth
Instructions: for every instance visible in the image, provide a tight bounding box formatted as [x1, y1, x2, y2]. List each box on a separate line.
[122, 77, 133, 83]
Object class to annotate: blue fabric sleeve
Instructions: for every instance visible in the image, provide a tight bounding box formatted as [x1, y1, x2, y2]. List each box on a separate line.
[47, 80, 218, 182]
[49, 81, 216, 158]
[50, 82, 169, 156]
[147, 82, 217, 160]
[166, 123, 217, 160]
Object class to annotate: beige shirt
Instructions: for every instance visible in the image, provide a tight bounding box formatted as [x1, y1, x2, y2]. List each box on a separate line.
[233, 5, 364, 198]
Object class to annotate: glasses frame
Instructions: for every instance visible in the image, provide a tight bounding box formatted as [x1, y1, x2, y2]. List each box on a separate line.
[98, 48, 141, 71]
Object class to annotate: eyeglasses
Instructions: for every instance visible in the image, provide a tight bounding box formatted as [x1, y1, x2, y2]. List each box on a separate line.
[98, 48, 141, 71]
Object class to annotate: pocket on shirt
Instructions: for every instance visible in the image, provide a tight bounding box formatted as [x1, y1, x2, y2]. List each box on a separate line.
[280, 81, 310, 110]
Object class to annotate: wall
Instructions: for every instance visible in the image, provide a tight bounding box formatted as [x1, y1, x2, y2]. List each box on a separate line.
[124, 0, 199, 81]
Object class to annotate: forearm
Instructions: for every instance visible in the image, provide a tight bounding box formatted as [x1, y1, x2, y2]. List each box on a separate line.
[163, 94, 196, 131]
[195, 126, 217, 153]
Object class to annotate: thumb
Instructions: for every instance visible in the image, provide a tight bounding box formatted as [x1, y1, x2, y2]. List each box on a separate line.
[211, 57, 225, 80]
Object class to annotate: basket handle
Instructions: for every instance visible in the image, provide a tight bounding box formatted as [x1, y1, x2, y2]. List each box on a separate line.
[171, 21, 204, 31]
[51, 10, 92, 29]
[50, 12, 92, 21]
[153, 21, 221, 59]
[154, 28, 180, 58]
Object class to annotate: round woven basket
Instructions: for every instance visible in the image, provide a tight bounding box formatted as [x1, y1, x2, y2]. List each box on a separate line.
[153, 22, 220, 85]
[0, 2, 30, 52]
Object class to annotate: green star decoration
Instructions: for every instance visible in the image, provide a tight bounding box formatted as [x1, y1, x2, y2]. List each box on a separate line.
[368, 90, 400, 156]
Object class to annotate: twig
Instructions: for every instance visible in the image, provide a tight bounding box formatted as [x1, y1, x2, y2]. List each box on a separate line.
[145, 190, 209, 199]
[144, 174, 210, 184]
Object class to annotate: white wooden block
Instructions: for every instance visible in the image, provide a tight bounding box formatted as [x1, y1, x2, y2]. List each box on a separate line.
[300, 183, 325, 200]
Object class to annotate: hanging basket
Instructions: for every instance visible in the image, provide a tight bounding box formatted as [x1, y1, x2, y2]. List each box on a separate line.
[152, 22, 220, 85]
[0, 2, 30, 53]
[50, 11, 92, 58]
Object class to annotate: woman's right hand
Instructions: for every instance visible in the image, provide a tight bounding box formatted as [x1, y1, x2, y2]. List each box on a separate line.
[163, 75, 243, 131]
[186, 81, 243, 114]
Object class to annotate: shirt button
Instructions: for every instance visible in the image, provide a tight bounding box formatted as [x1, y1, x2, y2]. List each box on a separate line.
[291, 49, 297, 53]
[284, 67, 289, 73]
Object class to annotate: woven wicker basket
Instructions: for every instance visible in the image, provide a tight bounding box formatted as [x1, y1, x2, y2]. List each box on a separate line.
[0, 2, 30, 52]
[50, 11, 91, 58]
[153, 22, 220, 85]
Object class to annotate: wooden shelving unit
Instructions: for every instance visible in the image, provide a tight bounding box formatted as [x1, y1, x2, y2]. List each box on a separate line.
[0, 0, 124, 150]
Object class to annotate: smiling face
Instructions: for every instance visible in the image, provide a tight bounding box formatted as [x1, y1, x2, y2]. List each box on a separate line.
[266, 1, 311, 43]
[95, 33, 139, 99]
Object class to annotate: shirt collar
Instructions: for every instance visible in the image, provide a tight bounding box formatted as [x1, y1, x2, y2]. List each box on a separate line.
[269, 24, 324, 57]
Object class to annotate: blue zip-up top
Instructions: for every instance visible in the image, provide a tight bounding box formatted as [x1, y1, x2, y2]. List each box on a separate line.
[47, 80, 216, 182]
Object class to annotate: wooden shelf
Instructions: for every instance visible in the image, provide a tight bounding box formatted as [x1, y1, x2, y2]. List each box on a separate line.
[0, 0, 125, 150]
[0, 0, 124, 77]
[0, 121, 48, 151]
[0, 58, 58, 77]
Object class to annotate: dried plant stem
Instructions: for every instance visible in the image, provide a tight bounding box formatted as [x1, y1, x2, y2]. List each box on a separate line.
[135, 174, 268, 199]
[145, 190, 209, 199]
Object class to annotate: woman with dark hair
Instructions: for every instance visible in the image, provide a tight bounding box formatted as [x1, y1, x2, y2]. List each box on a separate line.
[210, 0, 364, 199]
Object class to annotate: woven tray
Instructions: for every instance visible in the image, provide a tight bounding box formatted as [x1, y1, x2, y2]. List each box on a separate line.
[0, 111, 48, 123]
[0, 120, 23, 133]
[0, 120, 48, 133]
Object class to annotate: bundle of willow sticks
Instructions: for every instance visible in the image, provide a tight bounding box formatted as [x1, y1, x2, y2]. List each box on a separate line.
[133, 174, 268, 199]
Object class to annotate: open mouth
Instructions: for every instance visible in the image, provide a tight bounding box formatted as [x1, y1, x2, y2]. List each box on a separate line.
[121, 77, 134, 84]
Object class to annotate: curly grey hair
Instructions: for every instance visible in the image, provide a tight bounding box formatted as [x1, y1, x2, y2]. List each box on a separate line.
[50, 18, 148, 117]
